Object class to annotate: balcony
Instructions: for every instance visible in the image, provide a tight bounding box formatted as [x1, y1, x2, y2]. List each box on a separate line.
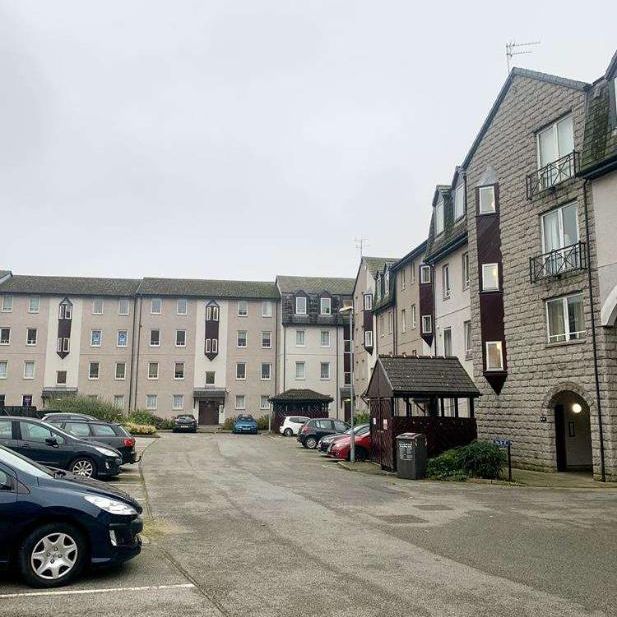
[526, 151, 579, 200]
[529, 241, 587, 283]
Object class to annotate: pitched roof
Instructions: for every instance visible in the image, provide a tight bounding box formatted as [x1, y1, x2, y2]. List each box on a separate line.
[0, 271, 11, 281]
[269, 388, 334, 402]
[370, 355, 480, 397]
[276, 275, 354, 295]
[138, 277, 279, 299]
[363, 256, 398, 277]
[0, 275, 140, 297]
[391, 241, 427, 271]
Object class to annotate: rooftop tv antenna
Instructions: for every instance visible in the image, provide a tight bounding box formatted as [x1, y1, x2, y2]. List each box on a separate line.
[506, 40, 541, 73]
[354, 237, 369, 257]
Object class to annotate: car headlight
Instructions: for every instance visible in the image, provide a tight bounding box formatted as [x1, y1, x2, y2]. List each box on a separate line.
[94, 446, 119, 457]
[84, 494, 137, 516]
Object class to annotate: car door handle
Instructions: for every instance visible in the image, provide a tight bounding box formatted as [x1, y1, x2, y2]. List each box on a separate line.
[20, 442, 30, 448]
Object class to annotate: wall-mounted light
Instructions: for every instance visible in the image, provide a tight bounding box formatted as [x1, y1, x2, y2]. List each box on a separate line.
[572, 403, 582, 414]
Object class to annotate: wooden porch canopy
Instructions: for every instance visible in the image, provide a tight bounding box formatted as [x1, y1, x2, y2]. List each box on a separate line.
[269, 389, 333, 432]
[366, 355, 481, 471]
[366, 355, 480, 417]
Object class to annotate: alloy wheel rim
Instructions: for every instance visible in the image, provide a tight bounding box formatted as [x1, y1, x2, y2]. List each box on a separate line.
[31, 533, 78, 580]
[72, 460, 94, 477]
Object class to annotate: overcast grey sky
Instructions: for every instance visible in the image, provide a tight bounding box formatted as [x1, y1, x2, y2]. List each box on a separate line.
[1, 1, 615, 281]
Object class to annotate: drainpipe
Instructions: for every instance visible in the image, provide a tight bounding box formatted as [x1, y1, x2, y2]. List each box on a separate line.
[128, 295, 138, 412]
[132, 296, 143, 411]
[583, 179, 606, 482]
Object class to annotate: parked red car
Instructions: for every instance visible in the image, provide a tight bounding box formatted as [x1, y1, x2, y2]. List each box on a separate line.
[327, 430, 371, 461]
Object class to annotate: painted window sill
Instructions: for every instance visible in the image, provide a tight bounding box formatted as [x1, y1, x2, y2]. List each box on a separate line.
[545, 338, 586, 349]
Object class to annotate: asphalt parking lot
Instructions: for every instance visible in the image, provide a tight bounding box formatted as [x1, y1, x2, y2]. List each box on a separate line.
[3, 432, 617, 617]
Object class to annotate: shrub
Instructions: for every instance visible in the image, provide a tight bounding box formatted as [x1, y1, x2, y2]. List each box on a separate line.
[124, 422, 157, 436]
[128, 410, 175, 430]
[256, 415, 270, 430]
[427, 441, 506, 481]
[222, 417, 236, 430]
[457, 441, 506, 479]
[353, 411, 370, 426]
[48, 396, 122, 423]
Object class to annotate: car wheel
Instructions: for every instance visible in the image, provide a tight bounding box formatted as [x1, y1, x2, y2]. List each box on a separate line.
[70, 457, 97, 478]
[19, 523, 87, 588]
[283, 428, 293, 437]
[305, 436, 318, 449]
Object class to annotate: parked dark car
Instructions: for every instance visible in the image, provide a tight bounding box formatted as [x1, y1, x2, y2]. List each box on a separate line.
[0, 417, 122, 479]
[0, 444, 142, 587]
[173, 414, 197, 433]
[318, 423, 370, 452]
[297, 418, 349, 449]
[42, 412, 96, 423]
[43, 418, 137, 465]
[233, 415, 258, 434]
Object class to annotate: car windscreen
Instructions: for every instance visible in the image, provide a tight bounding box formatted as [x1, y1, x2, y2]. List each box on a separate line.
[237, 416, 254, 421]
[176, 415, 194, 420]
[0, 445, 53, 478]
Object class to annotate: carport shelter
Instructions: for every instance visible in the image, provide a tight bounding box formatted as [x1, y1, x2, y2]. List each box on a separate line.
[269, 389, 333, 433]
[366, 355, 481, 471]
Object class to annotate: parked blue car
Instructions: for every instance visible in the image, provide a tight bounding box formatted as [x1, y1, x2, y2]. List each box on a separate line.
[0, 444, 142, 588]
[232, 415, 258, 434]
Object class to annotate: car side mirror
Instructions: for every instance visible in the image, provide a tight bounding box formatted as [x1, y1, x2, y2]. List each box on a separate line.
[45, 437, 58, 447]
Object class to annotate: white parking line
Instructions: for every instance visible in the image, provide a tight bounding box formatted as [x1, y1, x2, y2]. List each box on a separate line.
[0, 583, 195, 599]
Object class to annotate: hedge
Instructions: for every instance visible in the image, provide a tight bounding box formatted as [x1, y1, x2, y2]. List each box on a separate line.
[427, 441, 506, 481]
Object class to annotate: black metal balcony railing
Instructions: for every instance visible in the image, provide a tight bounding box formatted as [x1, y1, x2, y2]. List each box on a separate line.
[529, 241, 587, 283]
[526, 151, 579, 200]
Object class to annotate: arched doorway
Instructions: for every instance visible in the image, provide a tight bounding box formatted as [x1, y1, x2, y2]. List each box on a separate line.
[552, 391, 592, 472]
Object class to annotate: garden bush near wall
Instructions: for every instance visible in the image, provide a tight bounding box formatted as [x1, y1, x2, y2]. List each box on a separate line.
[124, 422, 157, 436]
[127, 410, 175, 430]
[427, 441, 506, 481]
[353, 411, 370, 426]
[49, 396, 122, 423]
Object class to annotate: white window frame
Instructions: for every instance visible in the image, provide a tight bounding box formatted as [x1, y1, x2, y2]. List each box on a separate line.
[0, 360, 7, 379]
[546, 293, 586, 343]
[262, 301, 273, 318]
[443, 327, 452, 357]
[420, 265, 431, 284]
[320, 330, 331, 347]
[0, 328, 10, 345]
[174, 362, 185, 380]
[261, 331, 272, 348]
[261, 363, 272, 380]
[150, 329, 160, 347]
[411, 304, 417, 329]
[177, 298, 188, 315]
[148, 362, 159, 380]
[172, 394, 184, 411]
[435, 199, 445, 235]
[117, 330, 128, 348]
[462, 252, 470, 290]
[400, 268, 406, 290]
[118, 298, 130, 316]
[26, 328, 37, 346]
[235, 395, 246, 410]
[541, 201, 579, 255]
[260, 395, 270, 410]
[23, 361, 35, 380]
[88, 361, 100, 380]
[482, 263, 500, 292]
[175, 329, 186, 347]
[320, 362, 331, 380]
[1, 295, 13, 312]
[295, 330, 305, 346]
[150, 298, 162, 314]
[320, 297, 332, 315]
[442, 264, 451, 299]
[237, 330, 247, 348]
[478, 186, 496, 214]
[295, 361, 305, 380]
[90, 330, 102, 347]
[536, 114, 574, 169]
[464, 320, 472, 355]
[401, 309, 407, 333]
[212, 338, 218, 353]
[236, 362, 246, 380]
[421, 315, 432, 334]
[485, 341, 504, 372]
[237, 301, 248, 317]
[384, 270, 390, 296]
[146, 394, 157, 410]
[115, 362, 126, 380]
[364, 330, 373, 347]
[28, 296, 40, 314]
[363, 294, 373, 311]
[295, 296, 307, 315]
[454, 181, 465, 220]
[92, 299, 104, 315]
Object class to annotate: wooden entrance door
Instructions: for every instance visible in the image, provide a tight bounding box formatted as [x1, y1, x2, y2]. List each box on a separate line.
[198, 400, 220, 425]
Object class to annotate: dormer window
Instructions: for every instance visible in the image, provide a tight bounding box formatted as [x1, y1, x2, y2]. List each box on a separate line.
[384, 270, 390, 295]
[435, 198, 445, 235]
[295, 296, 307, 315]
[454, 181, 465, 220]
[375, 276, 381, 301]
[320, 297, 331, 315]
